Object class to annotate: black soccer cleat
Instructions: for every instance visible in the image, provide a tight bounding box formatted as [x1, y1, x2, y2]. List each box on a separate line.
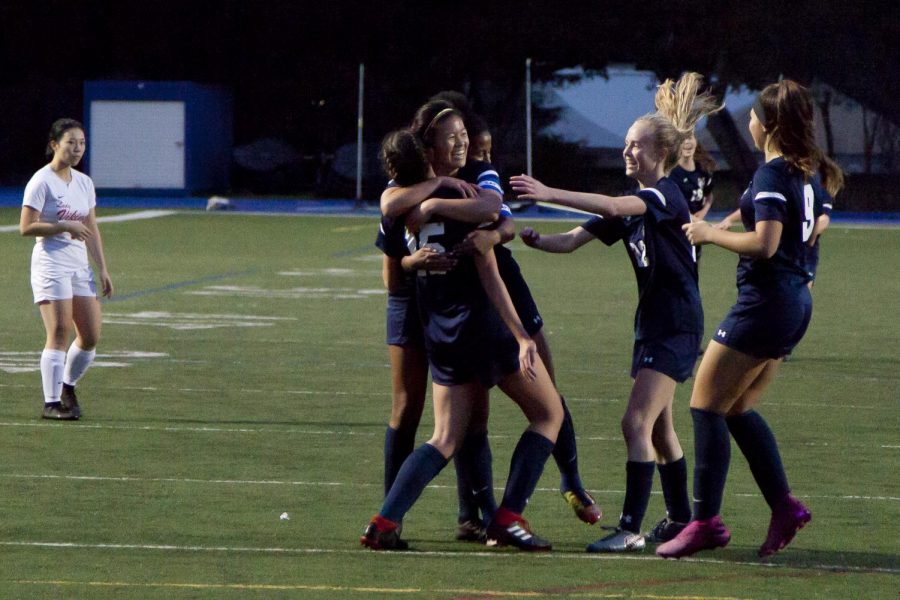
[60, 383, 81, 419]
[486, 516, 552, 552]
[42, 402, 78, 421]
[360, 515, 408, 551]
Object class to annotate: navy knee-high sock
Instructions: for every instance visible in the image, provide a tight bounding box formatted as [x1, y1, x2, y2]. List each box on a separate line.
[384, 426, 417, 496]
[726, 410, 790, 509]
[381, 443, 448, 523]
[500, 431, 555, 515]
[657, 457, 692, 523]
[691, 408, 731, 520]
[619, 460, 655, 532]
[454, 430, 496, 522]
[553, 397, 585, 493]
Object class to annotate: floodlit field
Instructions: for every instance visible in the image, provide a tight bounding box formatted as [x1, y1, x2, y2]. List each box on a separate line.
[0, 207, 897, 599]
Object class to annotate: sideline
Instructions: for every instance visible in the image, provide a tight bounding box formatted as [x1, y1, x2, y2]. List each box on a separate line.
[0, 209, 176, 233]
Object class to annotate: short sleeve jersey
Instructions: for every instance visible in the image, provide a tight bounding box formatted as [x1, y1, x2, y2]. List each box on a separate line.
[669, 165, 713, 215]
[456, 159, 516, 263]
[804, 175, 833, 272]
[736, 157, 820, 287]
[581, 178, 702, 340]
[23, 164, 96, 268]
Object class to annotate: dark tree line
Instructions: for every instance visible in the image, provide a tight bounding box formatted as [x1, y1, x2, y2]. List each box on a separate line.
[1, 0, 896, 187]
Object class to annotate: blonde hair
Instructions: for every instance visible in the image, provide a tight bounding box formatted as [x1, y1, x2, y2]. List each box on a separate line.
[639, 72, 723, 172]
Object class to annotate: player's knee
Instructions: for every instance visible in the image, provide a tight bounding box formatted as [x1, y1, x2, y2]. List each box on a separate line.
[621, 413, 652, 444]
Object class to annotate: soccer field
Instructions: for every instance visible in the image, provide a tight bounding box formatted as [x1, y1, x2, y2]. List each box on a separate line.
[0, 208, 897, 599]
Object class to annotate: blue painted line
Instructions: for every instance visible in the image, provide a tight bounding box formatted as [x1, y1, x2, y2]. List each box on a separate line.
[106, 269, 257, 302]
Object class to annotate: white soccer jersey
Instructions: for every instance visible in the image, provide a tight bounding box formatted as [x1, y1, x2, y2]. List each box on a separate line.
[23, 164, 96, 273]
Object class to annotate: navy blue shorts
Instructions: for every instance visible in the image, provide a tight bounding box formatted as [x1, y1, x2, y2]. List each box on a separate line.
[427, 307, 519, 388]
[386, 293, 423, 347]
[631, 332, 702, 382]
[498, 254, 543, 336]
[713, 283, 812, 359]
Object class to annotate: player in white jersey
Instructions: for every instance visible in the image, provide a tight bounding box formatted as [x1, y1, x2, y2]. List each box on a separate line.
[19, 119, 113, 420]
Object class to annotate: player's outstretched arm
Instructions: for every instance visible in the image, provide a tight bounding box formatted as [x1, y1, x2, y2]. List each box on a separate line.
[510, 174, 646, 218]
[520, 226, 595, 253]
[683, 219, 782, 258]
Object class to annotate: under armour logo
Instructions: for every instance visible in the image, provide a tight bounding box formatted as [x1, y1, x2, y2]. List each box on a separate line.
[643, 356, 654, 364]
[717, 329, 727, 338]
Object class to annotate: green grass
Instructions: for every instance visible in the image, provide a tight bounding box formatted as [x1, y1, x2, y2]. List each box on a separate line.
[0, 208, 897, 599]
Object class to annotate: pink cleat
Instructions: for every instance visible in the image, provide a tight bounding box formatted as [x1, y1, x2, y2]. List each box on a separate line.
[758, 494, 811, 557]
[656, 516, 731, 559]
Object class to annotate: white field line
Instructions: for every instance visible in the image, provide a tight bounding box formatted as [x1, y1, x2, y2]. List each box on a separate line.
[0, 420, 895, 450]
[0, 415, 895, 451]
[0, 380, 889, 411]
[1, 473, 896, 503]
[2, 540, 897, 576]
[0, 210, 176, 233]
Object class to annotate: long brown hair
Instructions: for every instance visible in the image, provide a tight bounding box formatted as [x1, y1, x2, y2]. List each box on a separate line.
[379, 129, 429, 186]
[755, 80, 844, 196]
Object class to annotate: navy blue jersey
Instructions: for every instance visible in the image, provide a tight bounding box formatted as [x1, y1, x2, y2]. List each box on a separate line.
[582, 177, 702, 340]
[669, 165, 713, 215]
[375, 212, 415, 297]
[408, 200, 518, 386]
[803, 176, 833, 279]
[736, 157, 820, 287]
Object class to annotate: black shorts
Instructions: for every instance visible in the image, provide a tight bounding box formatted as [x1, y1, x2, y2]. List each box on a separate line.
[631, 332, 702, 382]
[386, 293, 423, 347]
[426, 306, 519, 388]
[713, 283, 812, 359]
[498, 255, 543, 336]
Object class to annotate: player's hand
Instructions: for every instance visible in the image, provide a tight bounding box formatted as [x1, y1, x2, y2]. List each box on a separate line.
[98, 269, 114, 298]
[713, 218, 733, 231]
[509, 174, 552, 202]
[407, 246, 457, 272]
[518, 338, 538, 381]
[63, 220, 92, 240]
[682, 220, 713, 245]
[519, 227, 541, 248]
[453, 229, 497, 256]
[438, 177, 478, 198]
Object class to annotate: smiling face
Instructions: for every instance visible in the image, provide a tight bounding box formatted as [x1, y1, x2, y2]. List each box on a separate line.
[680, 133, 697, 160]
[50, 128, 86, 167]
[426, 114, 469, 175]
[623, 120, 664, 186]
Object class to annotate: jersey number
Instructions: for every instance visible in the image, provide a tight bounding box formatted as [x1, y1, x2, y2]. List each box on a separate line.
[411, 222, 448, 275]
[801, 184, 814, 242]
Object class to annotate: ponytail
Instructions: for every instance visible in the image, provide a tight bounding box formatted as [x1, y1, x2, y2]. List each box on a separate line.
[646, 72, 723, 172]
[755, 80, 844, 195]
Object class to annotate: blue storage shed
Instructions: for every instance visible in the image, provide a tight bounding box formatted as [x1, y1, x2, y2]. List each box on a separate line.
[83, 81, 233, 194]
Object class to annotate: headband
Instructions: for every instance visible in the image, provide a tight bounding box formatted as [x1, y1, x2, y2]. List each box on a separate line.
[423, 108, 457, 139]
[752, 94, 770, 126]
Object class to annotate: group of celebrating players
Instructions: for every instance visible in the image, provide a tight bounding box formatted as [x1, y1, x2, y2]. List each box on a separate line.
[16, 71, 839, 562]
[361, 72, 841, 560]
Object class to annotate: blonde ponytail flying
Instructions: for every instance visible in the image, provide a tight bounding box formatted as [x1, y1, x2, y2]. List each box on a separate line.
[641, 72, 723, 172]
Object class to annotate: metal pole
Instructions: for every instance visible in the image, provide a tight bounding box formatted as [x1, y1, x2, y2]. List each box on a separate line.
[525, 58, 533, 176]
[356, 63, 364, 203]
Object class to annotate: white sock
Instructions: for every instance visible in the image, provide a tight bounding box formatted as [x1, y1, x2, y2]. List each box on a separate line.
[63, 343, 97, 386]
[40, 349, 66, 404]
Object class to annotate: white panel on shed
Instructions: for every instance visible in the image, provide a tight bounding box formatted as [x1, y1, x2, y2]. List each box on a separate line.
[90, 101, 185, 188]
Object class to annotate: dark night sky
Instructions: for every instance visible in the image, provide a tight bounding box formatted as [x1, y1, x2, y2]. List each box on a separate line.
[1, 0, 897, 189]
